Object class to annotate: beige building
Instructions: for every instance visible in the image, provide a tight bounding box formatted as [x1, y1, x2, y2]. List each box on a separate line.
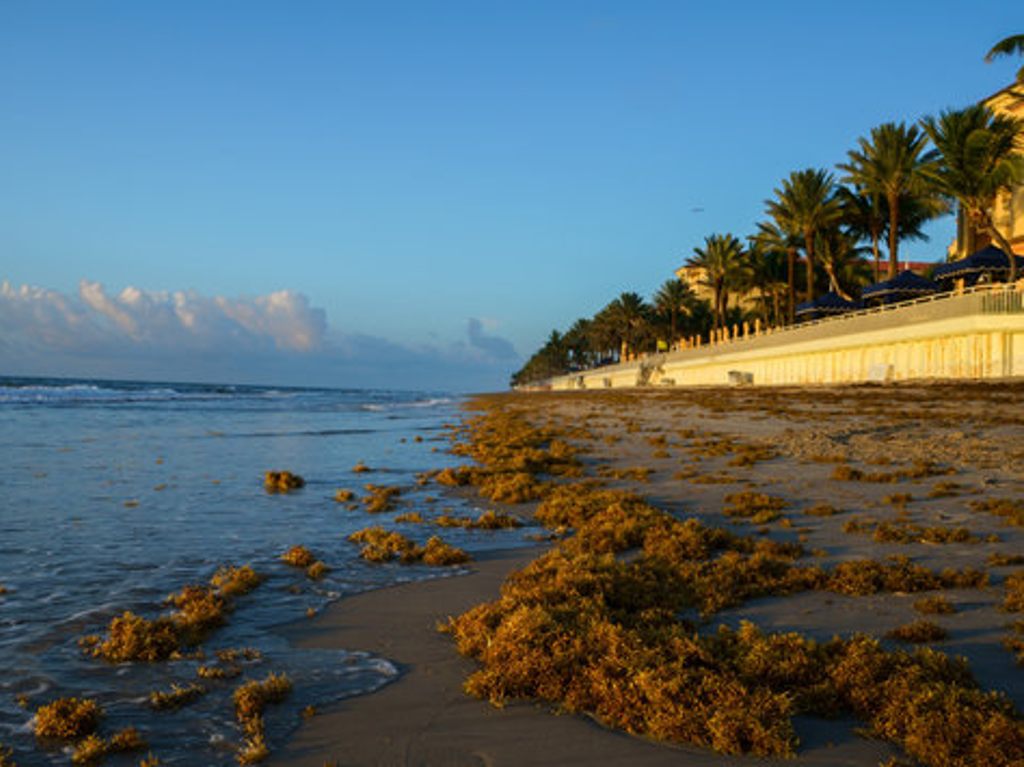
[672, 264, 761, 313]
[953, 83, 1024, 257]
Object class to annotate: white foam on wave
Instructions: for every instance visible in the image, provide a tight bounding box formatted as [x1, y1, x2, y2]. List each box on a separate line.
[0, 384, 181, 404]
[360, 397, 455, 412]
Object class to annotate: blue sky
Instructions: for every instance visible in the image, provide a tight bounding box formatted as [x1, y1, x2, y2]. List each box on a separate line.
[1, 1, 1020, 390]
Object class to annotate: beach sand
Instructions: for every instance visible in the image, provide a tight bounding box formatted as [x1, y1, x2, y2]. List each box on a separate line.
[271, 384, 1024, 767]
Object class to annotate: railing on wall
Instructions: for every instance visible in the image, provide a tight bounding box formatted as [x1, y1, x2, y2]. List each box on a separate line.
[562, 283, 1024, 380]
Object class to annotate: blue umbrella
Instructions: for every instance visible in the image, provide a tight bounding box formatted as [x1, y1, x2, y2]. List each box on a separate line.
[932, 245, 1024, 282]
[861, 270, 938, 304]
[795, 291, 862, 319]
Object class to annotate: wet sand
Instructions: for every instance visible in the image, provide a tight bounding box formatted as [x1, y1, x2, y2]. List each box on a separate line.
[271, 384, 1024, 767]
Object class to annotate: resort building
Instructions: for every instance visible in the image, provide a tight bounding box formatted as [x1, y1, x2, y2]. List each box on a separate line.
[672, 264, 760, 312]
[952, 82, 1024, 258]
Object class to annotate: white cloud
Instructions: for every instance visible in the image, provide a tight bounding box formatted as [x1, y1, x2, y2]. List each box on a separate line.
[0, 280, 519, 391]
[1, 280, 326, 354]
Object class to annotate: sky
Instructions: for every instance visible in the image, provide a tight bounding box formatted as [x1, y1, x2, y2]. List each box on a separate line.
[1, 1, 1020, 391]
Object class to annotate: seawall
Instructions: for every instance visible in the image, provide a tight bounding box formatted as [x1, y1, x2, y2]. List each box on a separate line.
[548, 284, 1024, 389]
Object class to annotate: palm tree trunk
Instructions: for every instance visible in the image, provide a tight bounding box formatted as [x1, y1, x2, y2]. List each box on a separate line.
[823, 261, 853, 301]
[887, 192, 900, 279]
[981, 208, 1019, 282]
[803, 232, 816, 302]
[786, 247, 796, 325]
[871, 227, 881, 282]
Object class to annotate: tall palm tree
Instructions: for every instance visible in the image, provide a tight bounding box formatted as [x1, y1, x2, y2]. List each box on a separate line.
[921, 105, 1024, 281]
[599, 292, 653, 360]
[563, 318, 593, 369]
[652, 278, 695, 348]
[753, 220, 802, 324]
[814, 225, 871, 300]
[766, 169, 842, 304]
[687, 234, 745, 332]
[986, 33, 1024, 82]
[839, 122, 939, 278]
[742, 240, 788, 326]
[837, 185, 886, 281]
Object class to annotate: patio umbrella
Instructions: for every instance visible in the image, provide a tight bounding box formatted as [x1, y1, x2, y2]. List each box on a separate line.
[861, 270, 938, 304]
[932, 245, 1024, 284]
[795, 291, 862, 320]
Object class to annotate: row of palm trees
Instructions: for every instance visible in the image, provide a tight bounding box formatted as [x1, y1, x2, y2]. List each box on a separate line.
[508, 283, 722, 387]
[512, 38, 1024, 387]
[692, 102, 1022, 330]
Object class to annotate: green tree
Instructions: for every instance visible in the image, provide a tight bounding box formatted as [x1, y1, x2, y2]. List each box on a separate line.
[753, 220, 802, 324]
[509, 330, 569, 386]
[687, 234, 745, 333]
[652, 278, 696, 347]
[744, 239, 789, 325]
[766, 169, 842, 304]
[814, 226, 871, 300]
[921, 105, 1024, 281]
[563, 318, 594, 369]
[838, 122, 939, 279]
[595, 292, 653, 360]
[837, 186, 886, 281]
[985, 34, 1024, 83]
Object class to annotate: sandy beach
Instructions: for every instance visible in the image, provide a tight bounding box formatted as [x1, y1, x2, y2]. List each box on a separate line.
[271, 383, 1024, 767]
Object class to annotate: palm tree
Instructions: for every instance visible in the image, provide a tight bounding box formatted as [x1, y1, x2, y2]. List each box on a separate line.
[652, 278, 695, 348]
[766, 169, 842, 304]
[563, 318, 594, 369]
[687, 234, 745, 333]
[814, 225, 871, 300]
[598, 292, 653, 360]
[921, 105, 1024, 281]
[839, 122, 938, 278]
[753, 220, 802, 324]
[837, 186, 886, 281]
[986, 34, 1024, 83]
[742, 240, 788, 326]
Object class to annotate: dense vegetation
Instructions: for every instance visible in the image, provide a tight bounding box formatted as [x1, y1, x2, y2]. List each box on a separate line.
[512, 80, 1024, 387]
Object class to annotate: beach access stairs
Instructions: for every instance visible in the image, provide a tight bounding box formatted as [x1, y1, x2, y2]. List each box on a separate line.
[546, 283, 1024, 389]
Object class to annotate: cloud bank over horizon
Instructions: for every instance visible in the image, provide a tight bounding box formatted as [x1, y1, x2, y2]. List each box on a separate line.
[0, 280, 520, 392]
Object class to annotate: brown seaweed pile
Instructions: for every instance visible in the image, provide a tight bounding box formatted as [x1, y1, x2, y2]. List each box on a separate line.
[348, 527, 470, 566]
[263, 471, 304, 493]
[80, 564, 263, 662]
[439, 398, 1021, 767]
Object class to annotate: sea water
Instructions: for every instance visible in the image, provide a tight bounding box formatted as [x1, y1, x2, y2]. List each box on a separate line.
[0, 376, 523, 765]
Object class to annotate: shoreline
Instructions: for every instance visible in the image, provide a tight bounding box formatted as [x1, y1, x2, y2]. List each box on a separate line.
[270, 385, 1024, 766]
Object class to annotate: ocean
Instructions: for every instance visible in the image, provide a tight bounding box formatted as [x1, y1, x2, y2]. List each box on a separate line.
[0, 376, 522, 765]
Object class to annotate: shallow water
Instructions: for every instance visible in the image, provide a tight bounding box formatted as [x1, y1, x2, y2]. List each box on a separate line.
[0, 376, 525, 765]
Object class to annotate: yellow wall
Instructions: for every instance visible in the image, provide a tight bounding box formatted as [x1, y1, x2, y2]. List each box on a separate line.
[547, 286, 1024, 390]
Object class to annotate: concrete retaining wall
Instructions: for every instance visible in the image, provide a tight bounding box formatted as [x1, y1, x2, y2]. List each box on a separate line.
[548, 285, 1024, 390]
